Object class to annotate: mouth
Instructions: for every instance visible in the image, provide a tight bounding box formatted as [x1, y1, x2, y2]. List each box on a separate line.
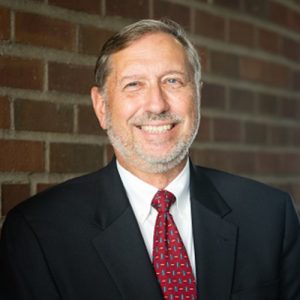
[138, 124, 174, 134]
[131, 113, 182, 134]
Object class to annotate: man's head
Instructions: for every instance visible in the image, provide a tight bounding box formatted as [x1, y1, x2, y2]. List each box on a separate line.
[91, 19, 202, 178]
[94, 19, 201, 93]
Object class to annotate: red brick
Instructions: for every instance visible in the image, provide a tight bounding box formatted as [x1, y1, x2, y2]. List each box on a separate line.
[257, 93, 279, 116]
[243, 0, 269, 19]
[106, 0, 149, 19]
[240, 57, 263, 83]
[153, 1, 190, 30]
[79, 26, 115, 56]
[213, 118, 242, 142]
[195, 116, 211, 142]
[49, 0, 101, 14]
[0, 6, 10, 40]
[270, 2, 288, 28]
[194, 149, 257, 175]
[255, 152, 282, 174]
[0, 96, 10, 128]
[48, 62, 94, 94]
[195, 10, 225, 40]
[15, 12, 76, 50]
[281, 153, 300, 174]
[291, 127, 300, 146]
[214, 0, 241, 10]
[190, 148, 231, 172]
[14, 99, 73, 133]
[37, 183, 56, 193]
[278, 97, 300, 120]
[264, 63, 289, 87]
[244, 122, 267, 145]
[0, 140, 44, 172]
[210, 51, 239, 78]
[1, 184, 30, 215]
[0, 56, 43, 90]
[201, 83, 226, 110]
[292, 71, 300, 91]
[77, 104, 104, 135]
[288, 10, 300, 34]
[257, 28, 280, 54]
[269, 125, 291, 146]
[229, 19, 255, 47]
[50, 143, 103, 173]
[230, 151, 256, 174]
[239, 58, 289, 87]
[282, 38, 300, 62]
[229, 88, 255, 113]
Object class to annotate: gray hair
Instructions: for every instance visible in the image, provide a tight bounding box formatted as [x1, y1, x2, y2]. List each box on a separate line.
[94, 19, 201, 93]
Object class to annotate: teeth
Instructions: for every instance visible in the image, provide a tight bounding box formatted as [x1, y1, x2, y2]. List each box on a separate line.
[141, 124, 172, 133]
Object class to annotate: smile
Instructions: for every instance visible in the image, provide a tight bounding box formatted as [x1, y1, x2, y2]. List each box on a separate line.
[140, 124, 173, 133]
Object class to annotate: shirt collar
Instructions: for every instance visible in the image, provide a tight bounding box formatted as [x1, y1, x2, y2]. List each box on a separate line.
[116, 159, 190, 223]
[165, 159, 190, 217]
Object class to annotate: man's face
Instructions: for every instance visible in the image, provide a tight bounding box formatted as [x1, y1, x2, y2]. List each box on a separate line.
[94, 32, 200, 174]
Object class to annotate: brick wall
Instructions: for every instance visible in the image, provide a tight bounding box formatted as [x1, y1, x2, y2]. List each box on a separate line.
[0, 0, 300, 224]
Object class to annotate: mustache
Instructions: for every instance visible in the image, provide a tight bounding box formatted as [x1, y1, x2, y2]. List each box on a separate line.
[129, 112, 183, 126]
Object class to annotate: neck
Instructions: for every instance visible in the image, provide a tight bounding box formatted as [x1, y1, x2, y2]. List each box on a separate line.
[116, 156, 188, 190]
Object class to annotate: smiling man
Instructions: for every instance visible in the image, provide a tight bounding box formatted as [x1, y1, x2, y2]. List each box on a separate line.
[1, 19, 300, 300]
[91, 30, 200, 187]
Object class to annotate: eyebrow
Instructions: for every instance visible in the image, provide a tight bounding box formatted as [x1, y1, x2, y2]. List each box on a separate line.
[120, 75, 144, 84]
[119, 70, 188, 83]
[161, 71, 189, 79]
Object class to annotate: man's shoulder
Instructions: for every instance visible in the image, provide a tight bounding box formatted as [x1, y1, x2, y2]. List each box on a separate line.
[192, 165, 299, 232]
[192, 164, 291, 210]
[8, 160, 119, 220]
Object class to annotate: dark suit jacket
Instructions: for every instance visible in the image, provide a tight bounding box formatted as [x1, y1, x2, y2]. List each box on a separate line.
[1, 160, 300, 300]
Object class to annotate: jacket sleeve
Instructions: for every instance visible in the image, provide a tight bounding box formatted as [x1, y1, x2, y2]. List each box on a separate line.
[280, 194, 300, 299]
[0, 210, 60, 300]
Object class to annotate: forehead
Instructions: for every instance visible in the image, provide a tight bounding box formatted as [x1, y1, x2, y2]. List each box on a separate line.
[108, 32, 189, 77]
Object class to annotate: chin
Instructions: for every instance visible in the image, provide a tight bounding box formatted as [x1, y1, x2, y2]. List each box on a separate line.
[134, 150, 188, 174]
[137, 159, 184, 174]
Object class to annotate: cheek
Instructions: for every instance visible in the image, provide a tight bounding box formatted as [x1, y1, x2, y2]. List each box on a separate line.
[112, 92, 145, 120]
[110, 101, 139, 125]
[171, 94, 195, 116]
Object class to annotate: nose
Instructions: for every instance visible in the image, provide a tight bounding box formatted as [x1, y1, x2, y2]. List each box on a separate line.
[144, 82, 170, 114]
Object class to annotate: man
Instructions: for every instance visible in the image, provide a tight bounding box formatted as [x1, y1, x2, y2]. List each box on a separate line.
[0, 19, 299, 300]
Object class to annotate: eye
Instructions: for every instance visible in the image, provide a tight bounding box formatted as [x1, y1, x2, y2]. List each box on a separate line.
[167, 78, 179, 84]
[127, 81, 138, 87]
[163, 77, 184, 88]
[123, 81, 142, 91]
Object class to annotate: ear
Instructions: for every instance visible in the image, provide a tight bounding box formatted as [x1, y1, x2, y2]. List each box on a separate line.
[91, 86, 107, 130]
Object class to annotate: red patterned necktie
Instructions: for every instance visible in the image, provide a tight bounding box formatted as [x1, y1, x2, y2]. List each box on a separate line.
[152, 190, 197, 300]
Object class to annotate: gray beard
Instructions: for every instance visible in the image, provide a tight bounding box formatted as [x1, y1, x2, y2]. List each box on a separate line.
[105, 110, 200, 174]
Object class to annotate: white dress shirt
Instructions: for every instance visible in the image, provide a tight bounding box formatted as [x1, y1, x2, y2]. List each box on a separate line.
[116, 159, 196, 277]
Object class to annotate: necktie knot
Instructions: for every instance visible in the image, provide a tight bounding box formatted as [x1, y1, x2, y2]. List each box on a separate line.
[151, 190, 176, 213]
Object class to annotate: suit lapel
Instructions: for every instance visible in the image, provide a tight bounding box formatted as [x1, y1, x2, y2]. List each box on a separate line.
[190, 163, 238, 300]
[91, 160, 238, 299]
[91, 160, 162, 300]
